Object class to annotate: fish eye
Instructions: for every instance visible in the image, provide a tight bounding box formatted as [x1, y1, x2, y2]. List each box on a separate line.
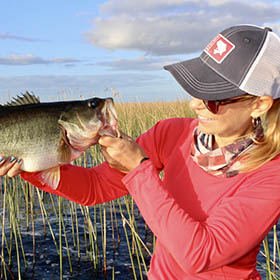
[88, 99, 98, 108]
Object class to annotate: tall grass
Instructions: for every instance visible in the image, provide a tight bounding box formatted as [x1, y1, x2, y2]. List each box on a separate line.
[0, 99, 278, 279]
[116, 100, 196, 136]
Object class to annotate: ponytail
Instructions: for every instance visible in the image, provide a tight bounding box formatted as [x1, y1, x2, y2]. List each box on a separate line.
[241, 98, 280, 172]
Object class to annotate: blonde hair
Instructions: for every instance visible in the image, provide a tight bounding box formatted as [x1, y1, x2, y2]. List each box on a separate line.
[241, 98, 280, 172]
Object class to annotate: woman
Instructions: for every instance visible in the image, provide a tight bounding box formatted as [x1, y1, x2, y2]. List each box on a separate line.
[2, 25, 280, 279]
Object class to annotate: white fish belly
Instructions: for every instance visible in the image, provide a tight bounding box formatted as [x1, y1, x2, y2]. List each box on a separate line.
[20, 150, 59, 172]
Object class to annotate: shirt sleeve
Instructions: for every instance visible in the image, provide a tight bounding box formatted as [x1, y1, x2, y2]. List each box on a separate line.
[20, 118, 176, 205]
[123, 158, 280, 275]
[21, 162, 128, 206]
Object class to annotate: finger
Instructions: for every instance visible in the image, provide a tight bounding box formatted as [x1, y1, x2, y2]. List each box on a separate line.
[100, 148, 115, 167]
[0, 156, 6, 167]
[0, 157, 18, 177]
[100, 148, 129, 173]
[100, 147, 115, 163]
[100, 146, 110, 159]
[7, 159, 23, 177]
[118, 131, 134, 141]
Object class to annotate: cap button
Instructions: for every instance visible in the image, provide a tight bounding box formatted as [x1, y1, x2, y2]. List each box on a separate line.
[264, 27, 273, 32]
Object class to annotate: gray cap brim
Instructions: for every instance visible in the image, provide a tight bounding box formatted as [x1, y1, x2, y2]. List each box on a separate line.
[164, 57, 247, 101]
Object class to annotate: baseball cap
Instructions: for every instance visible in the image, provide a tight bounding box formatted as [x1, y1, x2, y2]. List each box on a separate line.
[164, 25, 280, 101]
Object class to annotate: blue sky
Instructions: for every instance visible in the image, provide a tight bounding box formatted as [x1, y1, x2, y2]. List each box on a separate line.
[1, 0, 280, 103]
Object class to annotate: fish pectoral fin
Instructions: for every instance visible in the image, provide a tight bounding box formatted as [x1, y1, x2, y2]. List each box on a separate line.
[38, 166, 61, 190]
[58, 134, 72, 163]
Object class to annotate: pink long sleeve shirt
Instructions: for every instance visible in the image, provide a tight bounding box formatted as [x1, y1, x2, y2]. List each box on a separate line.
[22, 118, 280, 279]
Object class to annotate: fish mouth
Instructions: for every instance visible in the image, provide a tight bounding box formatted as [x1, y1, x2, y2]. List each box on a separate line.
[60, 98, 119, 153]
[98, 98, 119, 137]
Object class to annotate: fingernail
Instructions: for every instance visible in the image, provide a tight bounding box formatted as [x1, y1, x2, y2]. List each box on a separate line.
[17, 158, 22, 163]
[10, 157, 16, 163]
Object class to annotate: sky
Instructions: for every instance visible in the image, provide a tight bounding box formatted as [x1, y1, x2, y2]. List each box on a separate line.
[1, 0, 280, 103]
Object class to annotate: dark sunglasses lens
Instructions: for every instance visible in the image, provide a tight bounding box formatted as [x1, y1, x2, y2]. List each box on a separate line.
[204, 100, 218, 114]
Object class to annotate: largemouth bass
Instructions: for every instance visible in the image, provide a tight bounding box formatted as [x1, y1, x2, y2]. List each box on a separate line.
[0, 92, 118, 189]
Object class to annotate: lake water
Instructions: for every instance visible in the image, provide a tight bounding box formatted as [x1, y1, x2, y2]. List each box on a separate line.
[1, 192, 152, 280]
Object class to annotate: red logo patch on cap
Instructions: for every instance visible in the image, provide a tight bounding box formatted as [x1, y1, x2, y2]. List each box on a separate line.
[204, 34, 235, 64]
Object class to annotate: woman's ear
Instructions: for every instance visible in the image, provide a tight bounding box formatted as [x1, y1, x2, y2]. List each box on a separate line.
[251, 96, 274, 119]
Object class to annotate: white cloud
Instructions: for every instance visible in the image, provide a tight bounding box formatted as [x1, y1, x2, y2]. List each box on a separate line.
[84, 13, 213, 55]
[0, 33, 47, 42]
[98, 56, 178, 71]
[100, 0, 200, 15]
[83, 0, 280, 55]
[0, 54, 81, 66]
[265, 23, 280, 34]
[208, 0, 232, 6]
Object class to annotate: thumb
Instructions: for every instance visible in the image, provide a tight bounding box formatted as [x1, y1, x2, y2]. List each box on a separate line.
[98, 135, 120, 147]
[118, 131, 134, 141]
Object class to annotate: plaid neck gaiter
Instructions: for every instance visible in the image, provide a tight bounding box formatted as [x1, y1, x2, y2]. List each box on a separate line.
[190, 120, 264, 178]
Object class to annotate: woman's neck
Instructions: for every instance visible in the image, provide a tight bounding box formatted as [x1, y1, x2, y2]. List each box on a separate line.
[213, 130, 254, 149]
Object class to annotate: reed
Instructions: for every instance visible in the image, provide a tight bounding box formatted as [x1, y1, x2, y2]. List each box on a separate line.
[0, 98, 278, 279]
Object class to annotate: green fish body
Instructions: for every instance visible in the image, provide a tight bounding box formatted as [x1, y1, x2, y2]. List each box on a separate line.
[0, 92, 118, 188]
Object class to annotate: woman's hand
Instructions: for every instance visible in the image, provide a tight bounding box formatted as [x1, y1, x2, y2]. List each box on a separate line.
[0, 156, 22, 177]
[98, 132, 148, 173]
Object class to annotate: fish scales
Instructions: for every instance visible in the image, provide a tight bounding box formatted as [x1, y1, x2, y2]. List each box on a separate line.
[0, 106, 61, 157]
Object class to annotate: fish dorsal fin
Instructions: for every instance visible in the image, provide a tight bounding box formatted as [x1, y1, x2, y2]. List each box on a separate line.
[5, 91, 40, 106]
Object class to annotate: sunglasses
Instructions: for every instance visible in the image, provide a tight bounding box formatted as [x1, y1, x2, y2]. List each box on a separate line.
[202, 95, 256, 114]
